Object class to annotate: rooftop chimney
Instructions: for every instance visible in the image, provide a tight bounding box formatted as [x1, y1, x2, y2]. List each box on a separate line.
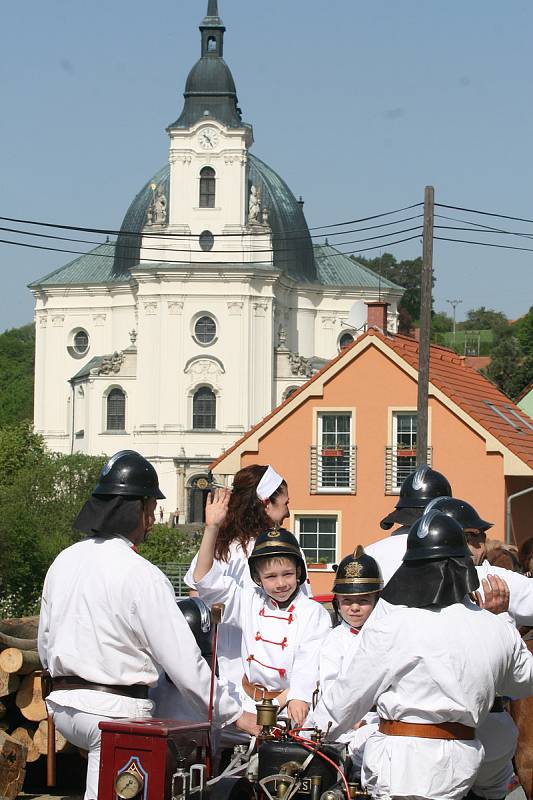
[365, 301, 389, 333]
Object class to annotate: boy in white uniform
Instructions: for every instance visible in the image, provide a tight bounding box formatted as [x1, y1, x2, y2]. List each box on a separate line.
[194, 488, 331, 727]
[320, 547, 383, 775]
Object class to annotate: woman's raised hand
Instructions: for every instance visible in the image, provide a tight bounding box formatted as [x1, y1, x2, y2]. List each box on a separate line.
[205, 487, 231, 529]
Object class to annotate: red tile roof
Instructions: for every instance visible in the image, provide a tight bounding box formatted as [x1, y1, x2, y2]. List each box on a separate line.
[210, 329, 533, 471]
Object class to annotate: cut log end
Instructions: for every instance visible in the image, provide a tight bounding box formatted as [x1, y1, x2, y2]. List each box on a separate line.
[16, 671, 46, 722]
[0, 730, 28, 800]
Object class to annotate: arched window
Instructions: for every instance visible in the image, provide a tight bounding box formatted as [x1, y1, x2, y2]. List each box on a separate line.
[106, 388, 126, 431]
[199, 167, 216, 208]
[193, 387, 216, 429]
[339, 332, 355, 350]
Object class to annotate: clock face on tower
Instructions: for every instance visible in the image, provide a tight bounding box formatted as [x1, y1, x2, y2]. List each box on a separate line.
[198, 127, 219, 150]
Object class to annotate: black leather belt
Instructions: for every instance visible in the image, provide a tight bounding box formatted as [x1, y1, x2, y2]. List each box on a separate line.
[48, 674, 148, 700]
[489, 697, 505, 713]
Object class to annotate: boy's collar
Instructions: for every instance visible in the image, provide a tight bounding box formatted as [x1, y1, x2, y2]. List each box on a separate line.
[264, 587, 302, 610]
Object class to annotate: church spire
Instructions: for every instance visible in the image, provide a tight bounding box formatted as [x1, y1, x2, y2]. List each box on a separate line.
[200, 0, 225, 58]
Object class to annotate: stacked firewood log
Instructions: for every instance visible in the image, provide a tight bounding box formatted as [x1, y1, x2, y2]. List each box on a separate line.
[0, 616, 71, 800]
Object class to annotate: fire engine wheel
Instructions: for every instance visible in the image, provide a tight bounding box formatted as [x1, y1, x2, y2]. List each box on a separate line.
[209, 776, 256, 800]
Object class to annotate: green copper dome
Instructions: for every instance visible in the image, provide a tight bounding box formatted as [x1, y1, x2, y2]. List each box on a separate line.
[112, 154, 316, 283]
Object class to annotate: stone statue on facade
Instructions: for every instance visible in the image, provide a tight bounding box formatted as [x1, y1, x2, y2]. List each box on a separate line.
[249, 184, 261, 223]
[154, 188, 167, 225]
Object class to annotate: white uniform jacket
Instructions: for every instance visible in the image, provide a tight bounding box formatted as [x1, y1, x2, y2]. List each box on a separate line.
[309, 598, 533, 800]
[185, 542, 312, 695]
[365, 533, 533, 626]
[320, 621, 379, 767]
[38, 536, 241, 727]
[196, 562, 330, 712]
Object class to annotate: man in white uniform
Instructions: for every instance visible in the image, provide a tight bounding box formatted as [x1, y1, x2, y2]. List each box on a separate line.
[38, 451, 257, 800]
[309, 512, 533, 800]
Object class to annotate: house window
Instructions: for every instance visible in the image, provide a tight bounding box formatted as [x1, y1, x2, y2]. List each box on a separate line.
[391, 412, 417, 491]
[106, 388, 126, 431]
[314, 412, 354, 491]
[199, 167, 216, 208]
[296, 516, 338, 565]
[194, 315, 216, 344]
[193, 387, 216, 429]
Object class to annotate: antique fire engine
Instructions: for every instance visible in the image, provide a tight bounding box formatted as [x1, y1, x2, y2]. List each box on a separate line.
[97, 601, 363, 800]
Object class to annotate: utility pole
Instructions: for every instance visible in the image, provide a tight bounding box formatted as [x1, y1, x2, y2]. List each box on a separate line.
[446, 298, 462, 347]
[417, 186, 434, 466]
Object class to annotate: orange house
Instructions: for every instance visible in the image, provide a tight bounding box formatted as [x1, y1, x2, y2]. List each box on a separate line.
[210, 307, 533, 594]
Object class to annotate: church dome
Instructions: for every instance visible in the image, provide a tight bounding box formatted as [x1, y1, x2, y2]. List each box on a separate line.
[169, 56, 242, 129]
[112, 154, 316, 283]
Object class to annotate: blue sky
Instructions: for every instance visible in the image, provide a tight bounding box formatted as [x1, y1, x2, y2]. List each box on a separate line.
[1, 0, 532, 330]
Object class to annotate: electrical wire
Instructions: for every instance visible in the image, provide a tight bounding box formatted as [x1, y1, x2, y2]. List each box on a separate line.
[0, 203, 422, 242]
[308, 202, 423, 231]
[0, 232, 423, 263]
[435, 203, 533, 226]
[434, 214, 533, 241]
[0, 221, 423, 258]
[434, 235, 533, 253]
[435, 225, 533, 241]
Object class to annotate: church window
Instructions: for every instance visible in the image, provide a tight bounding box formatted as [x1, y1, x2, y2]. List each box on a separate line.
[193, 387, 216, 429]
[338, 332, 355, 350]
[199, 230, 214, 251]
[199, 167, 216, 208]
[207, 36, 217, 52]
[106, 388, 126, 431]
[73, 329, 89, 354]
[194, 315, 216, 344]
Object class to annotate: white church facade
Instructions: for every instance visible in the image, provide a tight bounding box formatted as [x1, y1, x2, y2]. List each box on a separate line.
[30, 1, 403, 521]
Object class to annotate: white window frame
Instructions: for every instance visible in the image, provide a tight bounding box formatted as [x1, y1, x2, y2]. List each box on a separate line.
[294, 513, 339, 567]
[315, 410, 354, 494]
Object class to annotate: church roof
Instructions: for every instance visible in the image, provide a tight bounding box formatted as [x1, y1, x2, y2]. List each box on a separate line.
[110, 154, 318, 282]
[314, 243, 403, 291]
[28, 242, 126, 287]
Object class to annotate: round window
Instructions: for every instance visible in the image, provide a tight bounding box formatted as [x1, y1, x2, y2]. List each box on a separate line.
[194, 316, 216, 344]
[339, 332, 354, 350]
[199, 230, 214, 252]
[73, 330, 89, 354]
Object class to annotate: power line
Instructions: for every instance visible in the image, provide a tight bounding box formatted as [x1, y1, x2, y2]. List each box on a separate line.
[0, 203, 423, 243]
[308, 202, 423, 231]
[1, 233, 422, 265]
[435, 213, 533, 241]
[435, 224, 533, 241]
[434, 235, 533, 253]
[0, 221, 423, 258]
[436, 203, 533, 226]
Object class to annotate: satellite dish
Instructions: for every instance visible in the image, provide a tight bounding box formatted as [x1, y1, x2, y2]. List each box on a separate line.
[345, 301, 365, 331]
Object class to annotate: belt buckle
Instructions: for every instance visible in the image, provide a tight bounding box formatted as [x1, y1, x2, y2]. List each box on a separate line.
[252, 684, 266, 702]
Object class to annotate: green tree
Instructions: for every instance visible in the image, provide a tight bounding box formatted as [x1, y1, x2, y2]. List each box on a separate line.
[0, 450, 106, 614]
[355, 253, 428, 321]
[138, 526, 200, 564]
[0, 421, 45, 484]
[431, 311, 454, 335]
[461, 307, 509, 336]
[0, 324, 35, 426]
[513, 305, 533, 357]
[483, 336, 531, 399]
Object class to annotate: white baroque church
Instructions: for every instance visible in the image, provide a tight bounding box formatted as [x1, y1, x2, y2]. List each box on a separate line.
[30, 0, 403, 521]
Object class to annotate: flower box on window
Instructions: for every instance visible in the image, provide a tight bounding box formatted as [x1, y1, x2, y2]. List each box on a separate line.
[396, 449, 416, 457]
[321, 448, 344, 457]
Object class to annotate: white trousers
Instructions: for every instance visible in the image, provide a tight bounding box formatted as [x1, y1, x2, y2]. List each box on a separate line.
[472, 712, 518, 799]
[47, 700, 113, 800]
